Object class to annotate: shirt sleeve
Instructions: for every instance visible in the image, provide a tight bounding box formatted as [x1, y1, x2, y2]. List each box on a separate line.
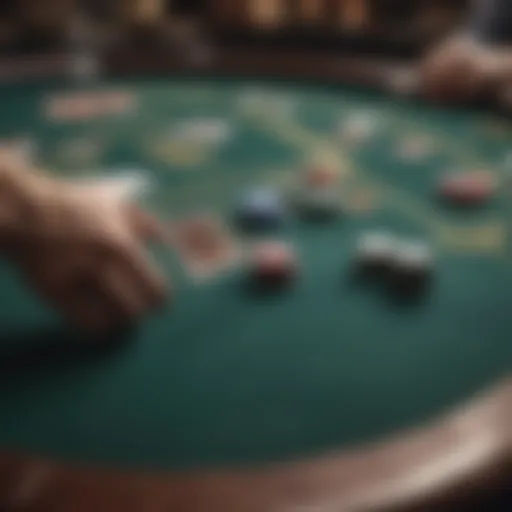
[470, 0, 512, 45]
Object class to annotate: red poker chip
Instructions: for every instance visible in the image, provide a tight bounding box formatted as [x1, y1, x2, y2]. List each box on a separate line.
[440, 172, 495, 205]
[251, 242, 296, 284]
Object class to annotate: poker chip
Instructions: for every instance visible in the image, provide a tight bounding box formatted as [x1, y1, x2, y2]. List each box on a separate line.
[390, 240, 434, 295]
[439, 171, 495, 205]
[355, 231, 396, 276]
[393, 241, 433, 272]
[235, 187, 287, 232]
[339, 111, 378, 144]
[250, 241, 297, 288]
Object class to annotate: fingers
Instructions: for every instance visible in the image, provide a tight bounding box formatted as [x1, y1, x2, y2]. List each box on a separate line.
[97, 262, 147, 322]
[421, 54, 470, 103]
[74, 244, 166, 331]
[17, 185, 171, 333]
[109, 234, 167, 310]
[421, 37, 497, 105]
[48, 270, 165, 333]
[45, 283, 112, 332]
[127, 205, 172, 244]
[29, 244, 167, 332]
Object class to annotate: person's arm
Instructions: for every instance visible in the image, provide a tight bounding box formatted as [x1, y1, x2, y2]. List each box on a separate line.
[421, 0, 512, 103]
[0, 156, 51, 248]
[470, 0, 512, 45]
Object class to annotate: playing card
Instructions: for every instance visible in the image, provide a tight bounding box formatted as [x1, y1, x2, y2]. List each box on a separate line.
[69, 170, 151, 202]
[44, 90, 136, 122]
[170, 214, 241, 282]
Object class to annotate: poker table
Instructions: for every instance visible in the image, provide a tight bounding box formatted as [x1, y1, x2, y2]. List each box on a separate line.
[0, 50, 510, 511]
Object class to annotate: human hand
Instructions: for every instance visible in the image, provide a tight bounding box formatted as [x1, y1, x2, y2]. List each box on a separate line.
[421, 35, 501, 103]
[3, 169, 169, 333]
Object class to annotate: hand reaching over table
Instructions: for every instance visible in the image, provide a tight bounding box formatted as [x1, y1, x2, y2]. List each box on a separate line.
[420, 35, 501, 103]
[0, 154, 168, 333]
[421, 0, 512, 105]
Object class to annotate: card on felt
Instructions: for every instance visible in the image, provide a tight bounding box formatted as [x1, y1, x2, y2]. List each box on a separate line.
[70, 170, 152, 202]
[44, 90, 136, 122]
[170, 215, 241, 282]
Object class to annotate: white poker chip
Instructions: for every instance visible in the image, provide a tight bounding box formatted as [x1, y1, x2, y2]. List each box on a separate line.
[394, 241, 433, 270]
[339, 111, 379, 142]
[350, 112, 377, 133]
[356, 232, 396, 261]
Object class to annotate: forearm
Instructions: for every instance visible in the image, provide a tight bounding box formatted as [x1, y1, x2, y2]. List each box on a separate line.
[470, 0, 512, 45]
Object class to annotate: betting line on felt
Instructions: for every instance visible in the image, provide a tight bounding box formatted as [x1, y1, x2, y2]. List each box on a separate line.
[254, 107, 444, 235]
[247, 113, 355, 179]
[246, 100, 506, 255]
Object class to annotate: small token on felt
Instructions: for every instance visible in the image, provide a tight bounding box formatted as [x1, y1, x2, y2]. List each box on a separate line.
[236, 187, 287, 232]
[393, 241, 434, 271]
[251, 241, 296, 287]
[440, 171, 495, 205]
[357, 232, 395, 260]
[355, 231, 397, 276]
[340, 112, 378, 143]
[306, 165, 338, 187]
[390, 240, 434, 295]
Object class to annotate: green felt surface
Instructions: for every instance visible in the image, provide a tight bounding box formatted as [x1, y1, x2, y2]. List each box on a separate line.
[0, 78, 510, 470]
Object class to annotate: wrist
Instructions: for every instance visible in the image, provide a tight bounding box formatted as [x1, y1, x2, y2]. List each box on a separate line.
[0, 156, 54, 248]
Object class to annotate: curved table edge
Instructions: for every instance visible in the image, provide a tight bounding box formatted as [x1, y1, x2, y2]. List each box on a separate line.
[0, 378, 510, 512]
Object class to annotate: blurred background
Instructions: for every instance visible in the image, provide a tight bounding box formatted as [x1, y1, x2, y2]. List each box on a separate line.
[0, 0, 469, 62]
